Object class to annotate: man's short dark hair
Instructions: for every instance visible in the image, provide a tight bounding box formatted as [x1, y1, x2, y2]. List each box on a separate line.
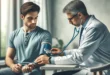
[20, 2, 40, 16]
[63, 0, 88, 16]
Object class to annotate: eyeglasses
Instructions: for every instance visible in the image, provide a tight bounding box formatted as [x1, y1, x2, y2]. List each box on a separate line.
[68, 14, 77, 21]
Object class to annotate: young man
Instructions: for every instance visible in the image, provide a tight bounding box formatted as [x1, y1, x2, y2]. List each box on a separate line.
[35, 0, 110, 75]
[0, 2, 52, 75]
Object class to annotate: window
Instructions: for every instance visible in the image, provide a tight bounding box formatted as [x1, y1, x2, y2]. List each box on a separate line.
[0, 0, 8, 59]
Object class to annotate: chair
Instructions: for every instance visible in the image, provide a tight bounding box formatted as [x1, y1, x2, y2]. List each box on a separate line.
[90, 63, 110, 75]
[0, 60, 7, 69]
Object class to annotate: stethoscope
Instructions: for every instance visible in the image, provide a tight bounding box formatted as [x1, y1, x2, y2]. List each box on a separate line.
[63, 27, 80, 50]
[56, 27, 80, 55]
[44, 27, 80, 56]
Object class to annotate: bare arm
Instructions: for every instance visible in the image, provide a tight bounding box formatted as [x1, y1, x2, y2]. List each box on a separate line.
[5, 47, 16, 67]
[5, 47, 22, 73]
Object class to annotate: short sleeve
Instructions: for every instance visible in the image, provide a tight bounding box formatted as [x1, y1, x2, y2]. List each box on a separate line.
[8, 32, 15, 49]
[42, 31, 52, 44]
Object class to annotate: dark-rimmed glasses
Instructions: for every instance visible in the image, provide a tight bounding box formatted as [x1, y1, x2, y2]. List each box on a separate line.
[68, 14, 77, 21]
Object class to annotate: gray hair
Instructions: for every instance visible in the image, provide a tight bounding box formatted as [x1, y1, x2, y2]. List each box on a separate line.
[63, 0, 88, 15]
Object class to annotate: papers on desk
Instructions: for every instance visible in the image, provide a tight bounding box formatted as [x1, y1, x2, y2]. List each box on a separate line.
[40, 64, 78, 70]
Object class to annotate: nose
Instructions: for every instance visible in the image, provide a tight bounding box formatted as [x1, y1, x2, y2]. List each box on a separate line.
[32, 19, 36, 23]
[69, 20, 73, 24]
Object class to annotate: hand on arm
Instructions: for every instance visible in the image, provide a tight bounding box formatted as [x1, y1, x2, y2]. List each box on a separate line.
[51, 48, 61, 54]
[21, 63, 35, 73]
[34, 55, 50, 65]
[10, 64, 22, 73]
[51, 48, 64, 56]
[34, 48, 63, 65]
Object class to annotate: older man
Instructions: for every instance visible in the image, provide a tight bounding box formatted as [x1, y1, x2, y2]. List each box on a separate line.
[35, 0, 110, 75]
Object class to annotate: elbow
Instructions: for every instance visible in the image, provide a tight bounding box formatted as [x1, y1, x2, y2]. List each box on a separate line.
[74, 56, 84, 64]
[71, 52, 84, 64]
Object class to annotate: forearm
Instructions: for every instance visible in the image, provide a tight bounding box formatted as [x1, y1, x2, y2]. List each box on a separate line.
[64, 49, 78, 55]
[51, 52, 83, 65]
[5, 57, 15, 68]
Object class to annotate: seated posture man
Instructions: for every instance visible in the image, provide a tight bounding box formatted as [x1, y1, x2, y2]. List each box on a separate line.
[0, 2, 52, 75]
[35, 0, 110, 75]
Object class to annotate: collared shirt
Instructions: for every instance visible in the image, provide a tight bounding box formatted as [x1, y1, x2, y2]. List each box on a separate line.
[82, 16, 91, 28]
[79, 16, 91, 45]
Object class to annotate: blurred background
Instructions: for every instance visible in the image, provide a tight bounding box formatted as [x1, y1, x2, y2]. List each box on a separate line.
[0, 0, 110, 59]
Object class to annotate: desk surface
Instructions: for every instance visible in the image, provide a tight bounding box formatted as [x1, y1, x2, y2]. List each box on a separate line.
[40, 64, 78, 70]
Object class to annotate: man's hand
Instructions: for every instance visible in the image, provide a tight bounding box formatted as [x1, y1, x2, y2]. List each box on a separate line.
[22, 63, 35, 73]
[35, 55, 49, 65]
[51, 48, 62, 54]
[10, 64, 22, 73]
[51, 48, 64, 56]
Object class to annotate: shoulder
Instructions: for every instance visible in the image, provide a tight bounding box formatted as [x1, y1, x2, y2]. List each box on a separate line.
[87, 18, 107, 32]
[9, 28, 21, 38]
[37, 26, 51, 35]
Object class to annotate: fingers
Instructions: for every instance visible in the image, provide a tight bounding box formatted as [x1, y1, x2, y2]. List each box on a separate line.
[22, 65, 32, 73]
[35, 55, 44, 63]
[28, 63, 35, 69]
[37, 58, 44, 64]
[51, 48, 61, 54]
[34, 55, 49, 65]
[17, 64, 22, 68]
[35, 57, 44, 64]
[38, 61, 43, 64]
[37, 56, 49, 64]
[13, 66, 20, 73]
[17, 64, 22, 71]
[36, 58, 43, 64]
[11, 64, 22, 73]
[11, 63, 35, 73]
[51, 48, 59, 51]
[51, 48, 61, 51]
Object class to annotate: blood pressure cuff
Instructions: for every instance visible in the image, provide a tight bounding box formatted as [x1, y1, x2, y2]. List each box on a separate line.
[39, 42, 52, 56]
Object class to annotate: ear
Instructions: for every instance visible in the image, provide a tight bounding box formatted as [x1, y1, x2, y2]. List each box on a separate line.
[20, 14, 24, 20]
[77, 12, 83, 19]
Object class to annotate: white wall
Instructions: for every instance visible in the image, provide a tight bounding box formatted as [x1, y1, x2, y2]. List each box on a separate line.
[51, 0, 110, 49]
